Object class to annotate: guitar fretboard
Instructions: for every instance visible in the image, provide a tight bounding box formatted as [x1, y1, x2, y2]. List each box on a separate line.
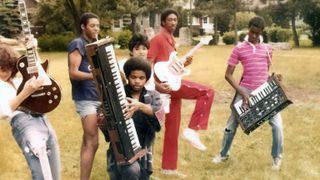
[18, 0, 38, 74]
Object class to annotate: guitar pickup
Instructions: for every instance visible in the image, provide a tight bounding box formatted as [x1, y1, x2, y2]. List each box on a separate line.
[31, 92, 46, 98]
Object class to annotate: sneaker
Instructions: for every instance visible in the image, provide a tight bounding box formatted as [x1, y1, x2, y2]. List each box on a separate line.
[272, 157, 282, 170]
[181, 128, 207, 151]
[161, 169, 186, 178]
[212, 154, 229, 164]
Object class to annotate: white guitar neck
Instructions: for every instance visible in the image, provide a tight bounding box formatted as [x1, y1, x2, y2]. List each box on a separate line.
[180, 42, 204, 63]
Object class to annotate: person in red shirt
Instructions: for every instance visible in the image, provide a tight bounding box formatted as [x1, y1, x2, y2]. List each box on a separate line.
[147, 9, 214, 176]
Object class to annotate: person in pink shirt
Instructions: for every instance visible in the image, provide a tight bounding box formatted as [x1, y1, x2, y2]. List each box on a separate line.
[212, 16, 284, 170]
[147, 9, 214, 176]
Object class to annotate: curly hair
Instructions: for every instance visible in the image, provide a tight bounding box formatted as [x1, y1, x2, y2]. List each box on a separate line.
[0, 44, 20, 78]
[128, 34, 149, 52]
[123, 57, 151, 81]
[248, 16, 266, 30]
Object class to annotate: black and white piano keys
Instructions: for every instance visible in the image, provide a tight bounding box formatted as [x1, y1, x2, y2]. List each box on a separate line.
[234, 78, 278, 115]
[104, 44, 141, 152]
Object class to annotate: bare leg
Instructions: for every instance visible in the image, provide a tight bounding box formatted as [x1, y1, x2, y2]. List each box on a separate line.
[80, 114, 99, 180]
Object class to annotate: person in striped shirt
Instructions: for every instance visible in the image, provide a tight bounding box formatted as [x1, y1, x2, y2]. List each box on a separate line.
[212, 16, 284, 170]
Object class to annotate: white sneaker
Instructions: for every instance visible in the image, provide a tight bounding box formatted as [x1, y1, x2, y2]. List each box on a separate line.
[272, 157, 282, 170]
[161, 169, 186, 178]
[181, 128, 207, 151]
[212, 154, 229, 164]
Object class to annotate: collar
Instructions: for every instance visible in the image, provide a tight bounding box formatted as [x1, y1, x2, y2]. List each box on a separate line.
[243, 35, 264, 53]
[244, 35, 264, 45]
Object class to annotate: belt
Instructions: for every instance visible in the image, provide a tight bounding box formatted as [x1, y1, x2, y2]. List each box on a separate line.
[16, 106, 43, 117]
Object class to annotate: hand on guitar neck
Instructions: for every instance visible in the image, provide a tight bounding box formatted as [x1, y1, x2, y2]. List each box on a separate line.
[25, 35, 38, 49]
[184, 56, 193, 67]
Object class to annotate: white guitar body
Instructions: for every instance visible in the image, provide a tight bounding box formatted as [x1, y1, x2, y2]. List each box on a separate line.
[154, 36, 212, 91]
[154, 51, 190, 91]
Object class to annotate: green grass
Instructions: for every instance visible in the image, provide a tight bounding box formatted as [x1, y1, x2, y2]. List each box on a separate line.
[1, 46, 320, 180]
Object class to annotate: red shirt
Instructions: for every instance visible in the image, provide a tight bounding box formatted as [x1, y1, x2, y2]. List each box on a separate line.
[147, 29, 175, 63]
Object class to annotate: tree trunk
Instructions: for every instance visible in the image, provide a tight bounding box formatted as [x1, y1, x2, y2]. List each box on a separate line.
[291, 11, 299, 47]
[64, 0, 80, 36]
[131, 14, 138, 34]
[233, 12, 237, 44]
[214, 16, 219, 45]
[64, 0, 88, 36]
[149, 11, 155, 28]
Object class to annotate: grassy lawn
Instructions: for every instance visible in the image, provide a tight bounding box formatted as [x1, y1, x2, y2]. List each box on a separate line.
[1, 45, 319, 180]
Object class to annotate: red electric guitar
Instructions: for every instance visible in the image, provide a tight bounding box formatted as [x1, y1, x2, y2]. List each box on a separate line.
[16, 0, 61, 114]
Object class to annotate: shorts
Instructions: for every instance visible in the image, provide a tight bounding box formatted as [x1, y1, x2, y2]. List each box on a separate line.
[74, 100, 101, 118]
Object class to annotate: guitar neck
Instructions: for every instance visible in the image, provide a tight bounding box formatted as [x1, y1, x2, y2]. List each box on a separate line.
[18, 0, 38, 72]
[179, 42, 204, 64]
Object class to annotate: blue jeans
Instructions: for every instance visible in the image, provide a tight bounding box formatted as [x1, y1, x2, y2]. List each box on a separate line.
[219, 87, 283, 159]
[11, 112, 60, 180]
[107, 148, 149, 180]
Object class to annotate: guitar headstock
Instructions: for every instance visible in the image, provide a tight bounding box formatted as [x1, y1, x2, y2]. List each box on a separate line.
[199, 36, 213, 45]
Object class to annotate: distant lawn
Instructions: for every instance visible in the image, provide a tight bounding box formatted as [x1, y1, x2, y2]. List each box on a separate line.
[1, 45, 319, 180]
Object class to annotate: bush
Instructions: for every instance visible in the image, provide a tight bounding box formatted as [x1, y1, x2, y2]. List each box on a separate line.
[222, 32, 236, 45]
[38, 32, 74, 52]
[109, 30, 132, 49]
[267, 27, 292, 42]
[262, 31, 269, 43]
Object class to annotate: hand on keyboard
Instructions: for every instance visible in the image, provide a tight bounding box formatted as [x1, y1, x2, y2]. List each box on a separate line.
[239, 90, 251, 108]
[125, 97, 142, 119]
[270, 73, 283, 82]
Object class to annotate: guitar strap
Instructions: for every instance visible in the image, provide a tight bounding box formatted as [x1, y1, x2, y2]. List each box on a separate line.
[27, 139, 53, 180]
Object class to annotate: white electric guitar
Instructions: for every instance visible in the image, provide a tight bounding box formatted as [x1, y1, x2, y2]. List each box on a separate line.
[154, 36, 212, 91]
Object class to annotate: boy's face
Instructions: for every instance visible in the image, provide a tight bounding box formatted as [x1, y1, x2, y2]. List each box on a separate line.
[162, 13, 178, 33]
[132, 44, 148, 60]
[82, 18, 100, 41]
[248, 25, 263, 44]
[128, 70, 147, 92]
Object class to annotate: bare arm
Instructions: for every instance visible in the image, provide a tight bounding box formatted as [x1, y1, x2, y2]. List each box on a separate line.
[9, 77, 44, 111]
[225, 65, 250, 105]
[68, 50, 93, 80]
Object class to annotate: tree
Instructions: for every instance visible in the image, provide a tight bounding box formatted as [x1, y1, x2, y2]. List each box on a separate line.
[34, 0, 73, 35]
[267, 0, 308, 47]
[302, 0, 320, 46]
[63, 0, 89, 36]
[194, 0, 231, 44]
[194, 0, 243, 43]
[146, 0, 175, 28]
[0, 0, 20, 38]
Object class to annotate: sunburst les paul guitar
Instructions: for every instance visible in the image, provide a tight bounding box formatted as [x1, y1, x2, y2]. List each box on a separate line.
[154, 37, 212, 91]
[16, 0, 61, 114]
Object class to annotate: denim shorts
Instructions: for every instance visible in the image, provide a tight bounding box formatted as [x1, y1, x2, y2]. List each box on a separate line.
[74, 100, 101, 118]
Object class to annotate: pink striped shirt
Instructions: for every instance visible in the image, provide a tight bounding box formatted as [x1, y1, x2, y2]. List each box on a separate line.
[228, 40, 272, 90]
